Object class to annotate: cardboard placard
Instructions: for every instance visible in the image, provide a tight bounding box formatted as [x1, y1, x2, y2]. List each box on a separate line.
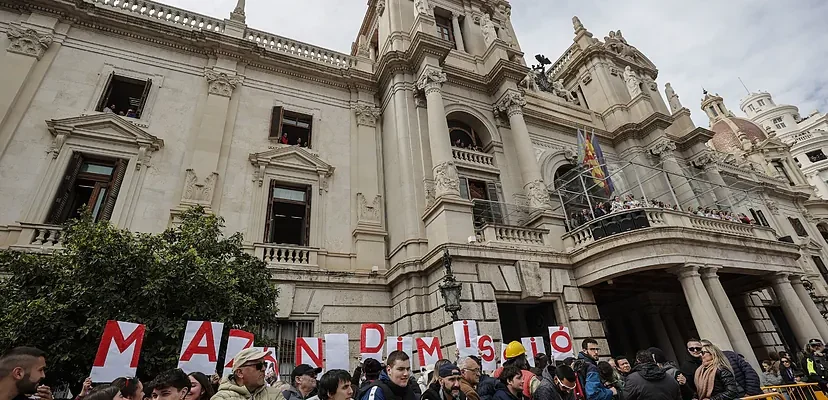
[90, 321, 146, 382]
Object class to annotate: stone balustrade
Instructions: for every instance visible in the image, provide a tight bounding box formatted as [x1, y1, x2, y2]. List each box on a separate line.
[84, 0, 225, 32]
[4, 223, 65, 252]
[452, 147, 495, 168]
[254, 243, 318, 267]
[476, 224, 547, 247]
[245, 28, 355, 69]
[793, 131, 814, 142]
[548, 43, 578, 79]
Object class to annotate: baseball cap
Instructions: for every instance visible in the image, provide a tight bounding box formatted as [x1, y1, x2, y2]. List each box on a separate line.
[233, 348, 270, 371]
[291, 364, 323, 382]
[438, 364, 461, 378]
[363, 358, 383, 375]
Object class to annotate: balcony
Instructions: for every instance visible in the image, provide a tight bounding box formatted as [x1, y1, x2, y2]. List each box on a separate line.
[2, 223, 65, 252]
[471, 199, 549, 247]
[475, 224, 548, 247]
[253, 243, 318, 268]
[452, 147, 498, 173]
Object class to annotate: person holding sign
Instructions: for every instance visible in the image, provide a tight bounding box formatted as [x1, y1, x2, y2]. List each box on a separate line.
[0, 347, 52, 400]
[211, 348, 286, 400]
[358, 351, 416, 400]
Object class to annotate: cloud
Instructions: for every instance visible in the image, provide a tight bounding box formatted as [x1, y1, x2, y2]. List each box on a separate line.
[163, 0, 827, 127]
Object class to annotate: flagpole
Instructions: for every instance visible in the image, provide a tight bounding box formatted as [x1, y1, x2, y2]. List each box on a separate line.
[580, 169, 596, 219]
[558, 188, 570, 231]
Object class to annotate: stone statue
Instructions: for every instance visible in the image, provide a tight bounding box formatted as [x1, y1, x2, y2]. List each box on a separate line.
[572, 16, 584, 33]
[481, 14, 497, 48]
[551, 79, 576, 103]
[414, 0, 430, 15]
[624, 66, 642, 97]
[520, 72, 539, 92]
[665, 82, 682, 112]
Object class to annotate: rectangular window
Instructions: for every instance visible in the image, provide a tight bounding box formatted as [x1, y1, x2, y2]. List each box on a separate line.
[812, 256, 828, 284]
[47, 154, 127, 224]
[807, 150, 827, 163]
[772, 117, 787, 129]
[460, 177, 504, 227]
[748, 105, 755, 112]
[269, 107, 313, 148]
[756, 210, 770, 227]
[772, 160, 794, 185]
[757, 99, 766, 106]
[259, 320, 314, 382]
[710, 107, 718, 117]
[264, 181, 311, 246]
[788, 217, 808, 237]
[96, 73, 152, 119]
[435, 16, 455, 47]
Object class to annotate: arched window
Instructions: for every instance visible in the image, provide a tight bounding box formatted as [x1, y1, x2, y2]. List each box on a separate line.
[448, 120, 483, 150]
[553, 163, 609, 213]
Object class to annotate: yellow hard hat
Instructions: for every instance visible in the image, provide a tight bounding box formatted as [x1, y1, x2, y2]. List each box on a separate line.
[505, 341, 526, 359]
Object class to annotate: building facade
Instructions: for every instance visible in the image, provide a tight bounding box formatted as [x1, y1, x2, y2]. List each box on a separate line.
[3, 0, 828, 377]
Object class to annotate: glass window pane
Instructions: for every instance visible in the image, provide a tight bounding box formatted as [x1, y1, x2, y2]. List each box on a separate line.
[273, 187, 305, 202]
[92, 188, 108, 221]
[82, 163, 114, 175]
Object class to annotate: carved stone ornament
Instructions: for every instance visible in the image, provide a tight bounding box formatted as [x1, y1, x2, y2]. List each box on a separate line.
[433, 161, 460, 197]
[519, 72, 539, 93]
[182, 169, 218, 205]
[691, 151, 716, 168]
[375, 0, 386, 16]
[624, 66, 642, 97]
[416, 68, 447, 94]
[357, 193, 382, 223]
[6, 25, 53, 59]
[356, 34, 371, 58]
[525, 179, 551, 209]
[649, 140, 677, 158]
[572, 16, 584, 33]
[549, 79, 576, 103]
[493, 92, 526, 118]
[766, 199, 779, 215]
[604, 29, 637, 61]
[413, 90, 427, 108]
[424, 179, 436, 207]
[665, 82, 683, 113]
[480, 14, 497, 48]
[229, 0, 246, 22]
[204, 69, 241, 97]
[648, 81, 657, 91]
[581, 73, 592, 85]
[352, 103, 381, 127]
[414, 0, 430, 16]
[609, 67, 621, 77]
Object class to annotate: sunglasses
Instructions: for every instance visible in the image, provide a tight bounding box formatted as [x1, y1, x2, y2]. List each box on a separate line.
[700, 350, 712, 355]
[242, 361, 265, 370]
[687, 347, 702, 352]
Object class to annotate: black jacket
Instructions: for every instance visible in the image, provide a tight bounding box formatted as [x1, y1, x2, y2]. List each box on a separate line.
[421, 383, 466, 400]
[707, 368, 743, 400]
[492, 388, 524, 400]
[722, 351, 761, 396]
[679, 357, 701, 395]
[358, 372, 418, 400]
[476, 375, 503, 400]
[623, 363, 681, 400]
[534, 366, 575, 400]
[781, 364, 802, 384]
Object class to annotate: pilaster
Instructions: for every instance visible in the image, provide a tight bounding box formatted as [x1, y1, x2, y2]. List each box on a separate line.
[352, 101, 387, 269]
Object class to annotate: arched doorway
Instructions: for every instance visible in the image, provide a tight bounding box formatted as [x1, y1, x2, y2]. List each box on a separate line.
[553, 163, 610, 219]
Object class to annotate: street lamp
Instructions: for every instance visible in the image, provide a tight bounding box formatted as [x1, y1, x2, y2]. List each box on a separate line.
[438, 248, 463, 321]
[803, 279, 828, 319]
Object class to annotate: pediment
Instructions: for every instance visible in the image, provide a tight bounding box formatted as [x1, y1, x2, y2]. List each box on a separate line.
[47, 113, 164, 150]
[248, 145, 334, 176]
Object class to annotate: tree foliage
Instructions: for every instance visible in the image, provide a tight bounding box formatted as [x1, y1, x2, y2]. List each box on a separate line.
[0, 207, 278, 386]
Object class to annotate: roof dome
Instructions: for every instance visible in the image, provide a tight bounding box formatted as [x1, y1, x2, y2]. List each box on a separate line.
[709, 117, 767, 153]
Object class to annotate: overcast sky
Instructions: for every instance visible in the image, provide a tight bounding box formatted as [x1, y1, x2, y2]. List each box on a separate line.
[164, 0, 828, 128]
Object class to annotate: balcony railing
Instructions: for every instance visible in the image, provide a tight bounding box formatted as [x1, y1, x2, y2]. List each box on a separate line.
[83, 0, 226, 32]
[5, 223, 65, 252]
[475, 224, 548, 247]
[244, 28, 355, 69]
[452, 147, 496, 169]
[253, 243, 318, 267]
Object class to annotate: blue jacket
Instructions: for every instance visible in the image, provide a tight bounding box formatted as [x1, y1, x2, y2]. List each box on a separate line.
[576, 353, 614, 400]
[358, 371, 417, 400]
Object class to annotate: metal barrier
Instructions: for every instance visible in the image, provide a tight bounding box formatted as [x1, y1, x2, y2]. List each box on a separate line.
[761, 383, 828, 400]
[742, 393, 784, 400]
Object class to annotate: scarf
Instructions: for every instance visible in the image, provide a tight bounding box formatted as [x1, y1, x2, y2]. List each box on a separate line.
[694, 361, 718, 399]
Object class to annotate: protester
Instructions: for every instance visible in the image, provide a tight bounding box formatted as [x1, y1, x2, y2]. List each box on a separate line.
[623, 349, 680, 400]
[693, 343, 743, 400]
[149, 369, 191, 400]
[0, 346, 52, 400]
[494, 366, 524, 400]
[613, 357, 631, 378]
[315, 370, 352, 400]
[422, 364, 465, 400]
[475, 367, 504, 400]
[358, 350, 416, 400]
[76, 378, 94, 400]
[647, 348, 690, 400]
[186, 373, 215, 400]
[779, 356, 802, 384]
[113, 377, 144, 400]
[459, 357, 481, 400]
[534, 364, 576, 400]
[85, 386, 123, 400]
[532, 354, 549, 378]
[574, 339, 614, 400]
[679, 338, 703, 397]
[211, 348, 285, 400]
[699, 340, 761, 396]
[595, 362, 623, 398]
[284, 365, 321, 400]
[493, 342, 540, 399]
[761, 360, 783, 386]
[359, 358, 383, 391]
[805, 338, 828, 391]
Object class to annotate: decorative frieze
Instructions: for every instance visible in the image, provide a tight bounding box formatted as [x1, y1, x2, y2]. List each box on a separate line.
[6, 25, 53, 60]
[352, 103, 381, 127]
[493, 92, 526, 118]
[181, 169, 218, 205]
[204, 69, 241, 97]
[416, 68, 447, 95]
[357, 193, 382, 224]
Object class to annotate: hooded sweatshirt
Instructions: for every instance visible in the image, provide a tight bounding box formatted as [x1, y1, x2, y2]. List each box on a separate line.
[622, 363, 681, 400]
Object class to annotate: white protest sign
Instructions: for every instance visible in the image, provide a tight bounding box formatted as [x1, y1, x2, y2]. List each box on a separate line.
[477, 335, 497, 371]
[251, 347, 278, 371]
[325, 334, 349, 371]
[520, 337, 546, 367]
[296, 337, 324, 369]
[549, 326, 574, 361]
[222, 329, 255, 377]
[500, 343, 507, 366]
[415, 337, 443, 368]
[177, 321, 224, 374]
[385, 336, 413, 366]
[360, 323, 385, 362]
[453, 320, 479, 358]
[90, 321, 146, 382]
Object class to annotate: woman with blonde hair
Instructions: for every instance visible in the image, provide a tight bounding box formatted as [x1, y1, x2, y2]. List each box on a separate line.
[694, 342, 743, 400]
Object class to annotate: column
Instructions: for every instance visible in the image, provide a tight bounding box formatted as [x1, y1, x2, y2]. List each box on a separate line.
[647, 308, 678, 362]
[650, 140, 698, 209]
[451, 13, 466, 52]
[494, 91, 551, 210]
[807, 173, 828, 199]
[675, 265, 732, 349]
[791, 275, 828, 341]
[663, 310, 688, 361]
[701, 266, 762, 374]
[704, 163, 733, 207]
[770, 273, 822, 346]
[417, 67, 460, 198]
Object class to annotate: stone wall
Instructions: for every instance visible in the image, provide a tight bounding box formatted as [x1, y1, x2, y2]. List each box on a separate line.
[737, 291, 785, 359]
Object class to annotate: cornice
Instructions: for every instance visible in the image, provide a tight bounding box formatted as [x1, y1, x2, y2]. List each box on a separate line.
[557, 44, 659, 84]
[374, 50, 411, 89]
[610, 112, 673, 143]
[408, 30, 452, 69]
[674, 127, 715, 151]
[484, 58, 530, 95]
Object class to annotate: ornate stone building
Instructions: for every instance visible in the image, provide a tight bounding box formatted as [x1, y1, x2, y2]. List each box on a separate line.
[2, 0, 828, 377]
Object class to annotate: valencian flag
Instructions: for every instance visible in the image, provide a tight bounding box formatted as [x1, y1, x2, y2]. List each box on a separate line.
[577, 128, 614, 195]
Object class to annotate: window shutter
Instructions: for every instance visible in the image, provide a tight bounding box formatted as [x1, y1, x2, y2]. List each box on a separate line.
[263, 180, 277, 243]
[270, 106, 284, 138]
[486, 182, 504, 224]
[459, 177, 469, 200]
[98, 159, 127, 222]
[302, 185, 313, 247]
[136, 78, 152, 118]
[96, 72, 115, 112]
[757, 210, 768, 227]
[749, 209, 758, 223]
[47, 153, 84, 224]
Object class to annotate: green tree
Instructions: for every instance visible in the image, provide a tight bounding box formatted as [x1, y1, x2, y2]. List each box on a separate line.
[0, 207, 278, 386]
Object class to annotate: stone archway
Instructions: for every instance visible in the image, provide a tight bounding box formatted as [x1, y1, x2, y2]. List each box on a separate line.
[444, 104, 500, 147]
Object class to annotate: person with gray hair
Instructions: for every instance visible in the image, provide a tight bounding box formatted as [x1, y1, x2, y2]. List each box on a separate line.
[458, 356, 481, 400]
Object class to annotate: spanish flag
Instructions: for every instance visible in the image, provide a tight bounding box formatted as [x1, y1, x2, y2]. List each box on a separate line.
[581, 129, 614, 195]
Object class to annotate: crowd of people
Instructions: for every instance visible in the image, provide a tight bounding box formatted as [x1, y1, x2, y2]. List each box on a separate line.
[4, 337, 828, 400]
[569, 194, 757, 229]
